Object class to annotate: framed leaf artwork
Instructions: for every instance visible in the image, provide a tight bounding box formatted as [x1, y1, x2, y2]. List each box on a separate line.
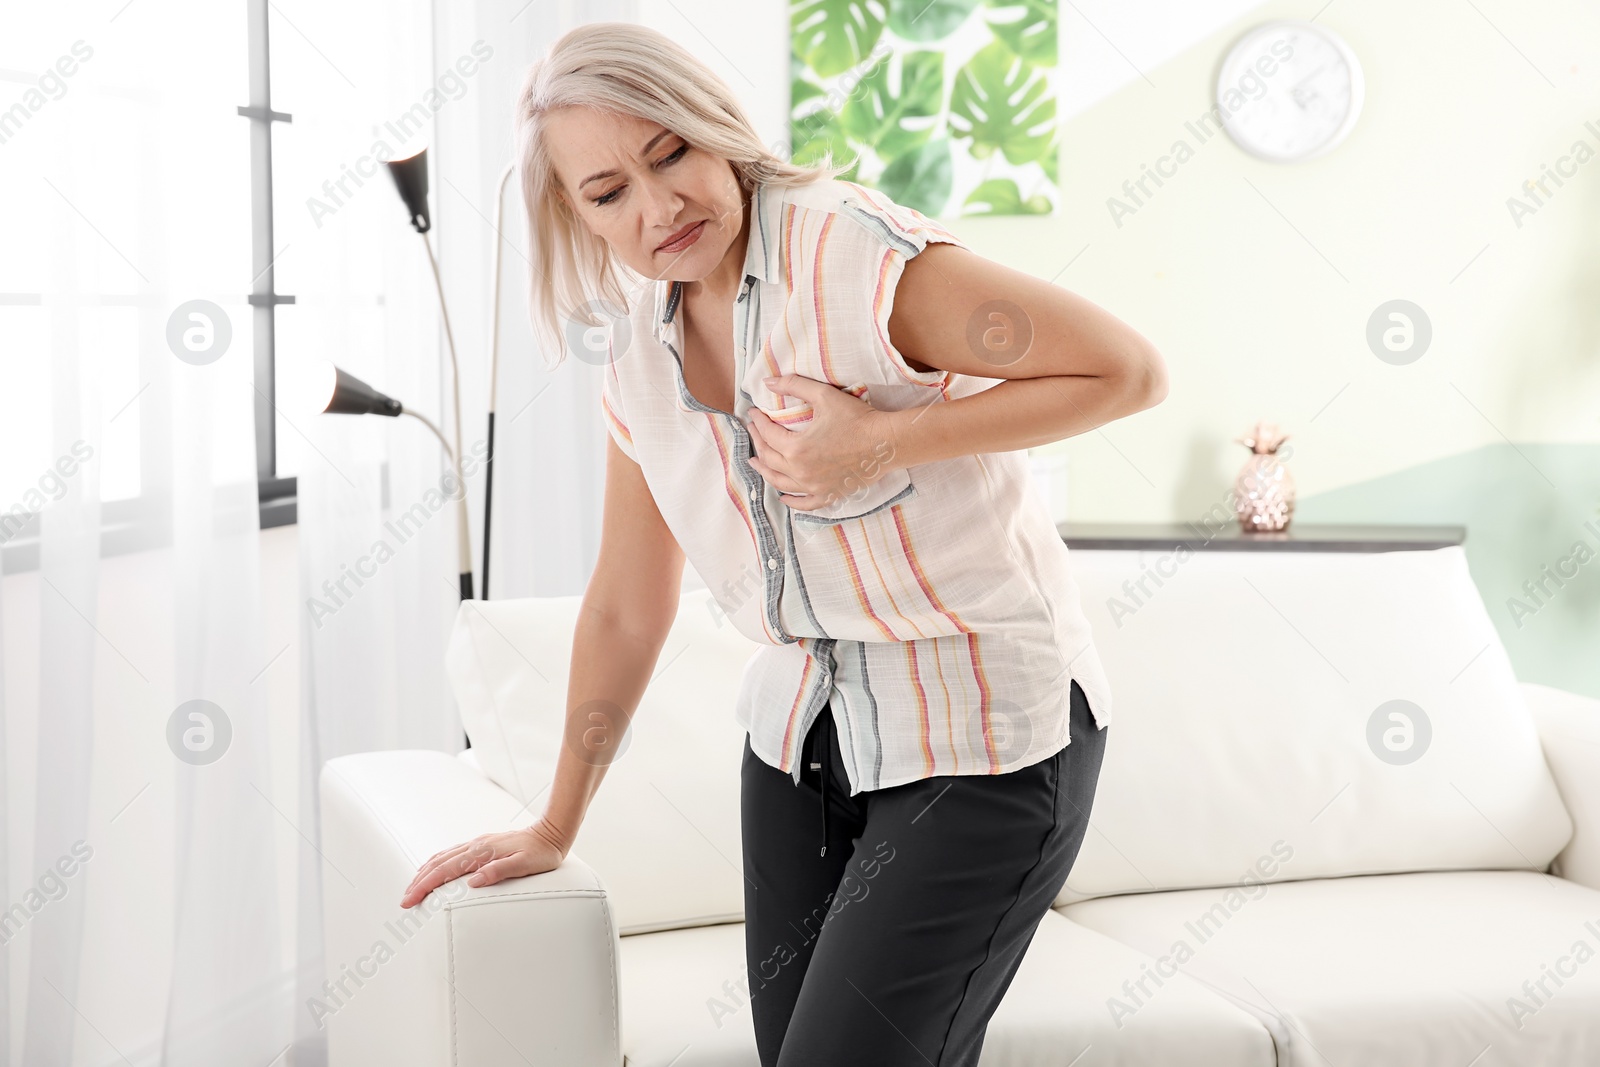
[789, 0, 1061, 218]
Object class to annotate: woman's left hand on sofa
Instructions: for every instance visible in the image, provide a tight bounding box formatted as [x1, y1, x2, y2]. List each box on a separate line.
[399, 820, 568, 908]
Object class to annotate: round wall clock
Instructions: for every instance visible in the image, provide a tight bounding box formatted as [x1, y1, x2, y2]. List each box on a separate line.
[1217, 20, 1365, 163]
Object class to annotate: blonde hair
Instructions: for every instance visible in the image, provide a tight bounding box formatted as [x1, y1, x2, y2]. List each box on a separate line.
[514, 21, 849, 367]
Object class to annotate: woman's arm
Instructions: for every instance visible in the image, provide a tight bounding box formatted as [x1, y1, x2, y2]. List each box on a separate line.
[746, 242, 1167, 504]
[401, 438, 684, 907]
[879, 242, 1168, 468]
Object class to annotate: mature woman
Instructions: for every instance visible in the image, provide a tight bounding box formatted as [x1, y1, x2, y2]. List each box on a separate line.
[401, 20, 1167, 1066]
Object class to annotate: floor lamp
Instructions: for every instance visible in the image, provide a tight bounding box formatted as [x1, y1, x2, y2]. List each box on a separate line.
[388, 151, 516, 604]
[313, 363, 473, 598]
[383, 148, 475, 602]
[314, 363, 473, 750]
[482, 162, 515, 602]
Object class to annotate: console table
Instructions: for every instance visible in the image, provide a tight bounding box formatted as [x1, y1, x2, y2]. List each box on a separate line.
[1057, 522, 1465, 553]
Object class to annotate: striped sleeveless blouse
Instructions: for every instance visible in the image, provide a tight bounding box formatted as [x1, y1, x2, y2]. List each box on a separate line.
[599, 177, 1112, 794]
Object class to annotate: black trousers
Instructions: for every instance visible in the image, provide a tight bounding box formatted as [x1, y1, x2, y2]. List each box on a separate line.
[740, 678, 1108, 1067]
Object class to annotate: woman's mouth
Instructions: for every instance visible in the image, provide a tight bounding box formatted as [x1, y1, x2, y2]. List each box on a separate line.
[657, 220, 706, 253]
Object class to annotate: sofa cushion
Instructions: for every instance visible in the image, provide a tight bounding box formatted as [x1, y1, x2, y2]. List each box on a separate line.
[1056, 545, 1572, 904]
[446, 586, 759, 935]
[1061, 869, 1600, 1067]
[618, 911, 1274, 1066]
[1523, 681, 1600, 891]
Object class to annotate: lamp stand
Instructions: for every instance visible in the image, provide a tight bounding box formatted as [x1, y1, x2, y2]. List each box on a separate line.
[483, 162, 515, 601]
[419, 229, 473, 601]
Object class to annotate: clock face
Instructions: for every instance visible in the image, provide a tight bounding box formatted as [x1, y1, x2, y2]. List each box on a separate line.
[1217, 21, 1364, 162]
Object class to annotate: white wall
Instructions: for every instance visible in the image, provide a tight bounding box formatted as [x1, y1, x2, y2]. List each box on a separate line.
[642, 0, 1600, 523]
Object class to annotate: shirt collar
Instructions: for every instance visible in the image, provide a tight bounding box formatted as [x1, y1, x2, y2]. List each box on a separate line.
[652, 180, 783, 343]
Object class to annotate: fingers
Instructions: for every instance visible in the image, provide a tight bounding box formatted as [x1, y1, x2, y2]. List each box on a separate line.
[467, 857, 510, 888]
[420, 841, 472, 872]
[410, 842, 473, 889]
[401, 855, 469, 907]
[400, 837, 493, 908]
[466, 838, 541, 888]
[747, 411, 797, 457]
[749, 455, 808, 496]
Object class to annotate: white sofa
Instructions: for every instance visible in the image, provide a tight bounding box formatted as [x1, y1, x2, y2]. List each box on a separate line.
[319, 543, 1600, 1065]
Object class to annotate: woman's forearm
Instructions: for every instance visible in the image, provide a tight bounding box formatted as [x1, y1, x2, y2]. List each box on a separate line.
[536, 600, 669, 854]
[881, 368, 1164, 471]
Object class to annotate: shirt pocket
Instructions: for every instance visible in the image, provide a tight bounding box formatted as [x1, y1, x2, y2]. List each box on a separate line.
[786, 474, 968, 643]
[790, 469, 916, 526]
[742, 375, 909, 524]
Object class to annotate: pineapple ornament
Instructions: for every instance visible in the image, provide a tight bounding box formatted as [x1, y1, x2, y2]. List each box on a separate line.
[1233, 420, 1295, 532]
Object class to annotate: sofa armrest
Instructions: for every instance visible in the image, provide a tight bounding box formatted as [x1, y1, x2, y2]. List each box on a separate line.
[1523, 681, 1600, 891]
[319, 750, 621, 1066]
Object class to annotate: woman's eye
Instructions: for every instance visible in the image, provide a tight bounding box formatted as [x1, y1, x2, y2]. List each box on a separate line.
[593, 145, 687, 207]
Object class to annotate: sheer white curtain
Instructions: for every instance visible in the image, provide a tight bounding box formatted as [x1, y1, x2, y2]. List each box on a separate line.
[432, 0, 638, 606]
[4, 0, 651, 1062]
[274, 1, 461, 1061]
[1, 3, 288, 1064]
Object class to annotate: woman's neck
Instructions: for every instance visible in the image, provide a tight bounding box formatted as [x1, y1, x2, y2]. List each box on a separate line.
[679, 186, 752, 309]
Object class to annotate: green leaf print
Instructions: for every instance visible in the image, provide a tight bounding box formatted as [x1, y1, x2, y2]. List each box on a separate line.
[1039, 126, 1060, 185]
[792, 0, 888, 79]
[838, 50, 943, 162]
[790, 111, 862, 181]
[949, 39, 1056, 166]
[984, 0, 1056, 67]
[792, 75, 827, 112]
[888, 0, 982, 42]
[962, 178, 1050, 216]
[875, 137, 953, 216]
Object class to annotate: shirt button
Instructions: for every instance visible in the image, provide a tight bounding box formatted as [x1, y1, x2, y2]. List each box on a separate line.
[767, 558, 778, 571]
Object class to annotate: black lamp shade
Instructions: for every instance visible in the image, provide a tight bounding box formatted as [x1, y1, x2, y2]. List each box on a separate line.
[385, 149, 431, 233]
[319, 364, 402, 417]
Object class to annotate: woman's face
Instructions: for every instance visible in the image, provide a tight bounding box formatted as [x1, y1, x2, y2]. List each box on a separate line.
[547, 107, 745, 283]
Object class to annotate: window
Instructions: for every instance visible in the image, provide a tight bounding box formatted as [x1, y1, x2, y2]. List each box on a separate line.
[0, 6, 252, 572]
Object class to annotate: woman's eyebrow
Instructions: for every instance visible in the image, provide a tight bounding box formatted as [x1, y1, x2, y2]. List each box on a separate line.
[579, 130, 674, 189]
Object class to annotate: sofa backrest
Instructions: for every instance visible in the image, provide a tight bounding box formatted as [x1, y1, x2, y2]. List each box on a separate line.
[1053, 543, 1572, 903]
[445, 585, 758, 935]
[446, 545, 1575, 933]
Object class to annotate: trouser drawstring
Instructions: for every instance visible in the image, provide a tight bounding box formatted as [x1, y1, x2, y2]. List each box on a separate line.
[810, 712, 830, 858]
